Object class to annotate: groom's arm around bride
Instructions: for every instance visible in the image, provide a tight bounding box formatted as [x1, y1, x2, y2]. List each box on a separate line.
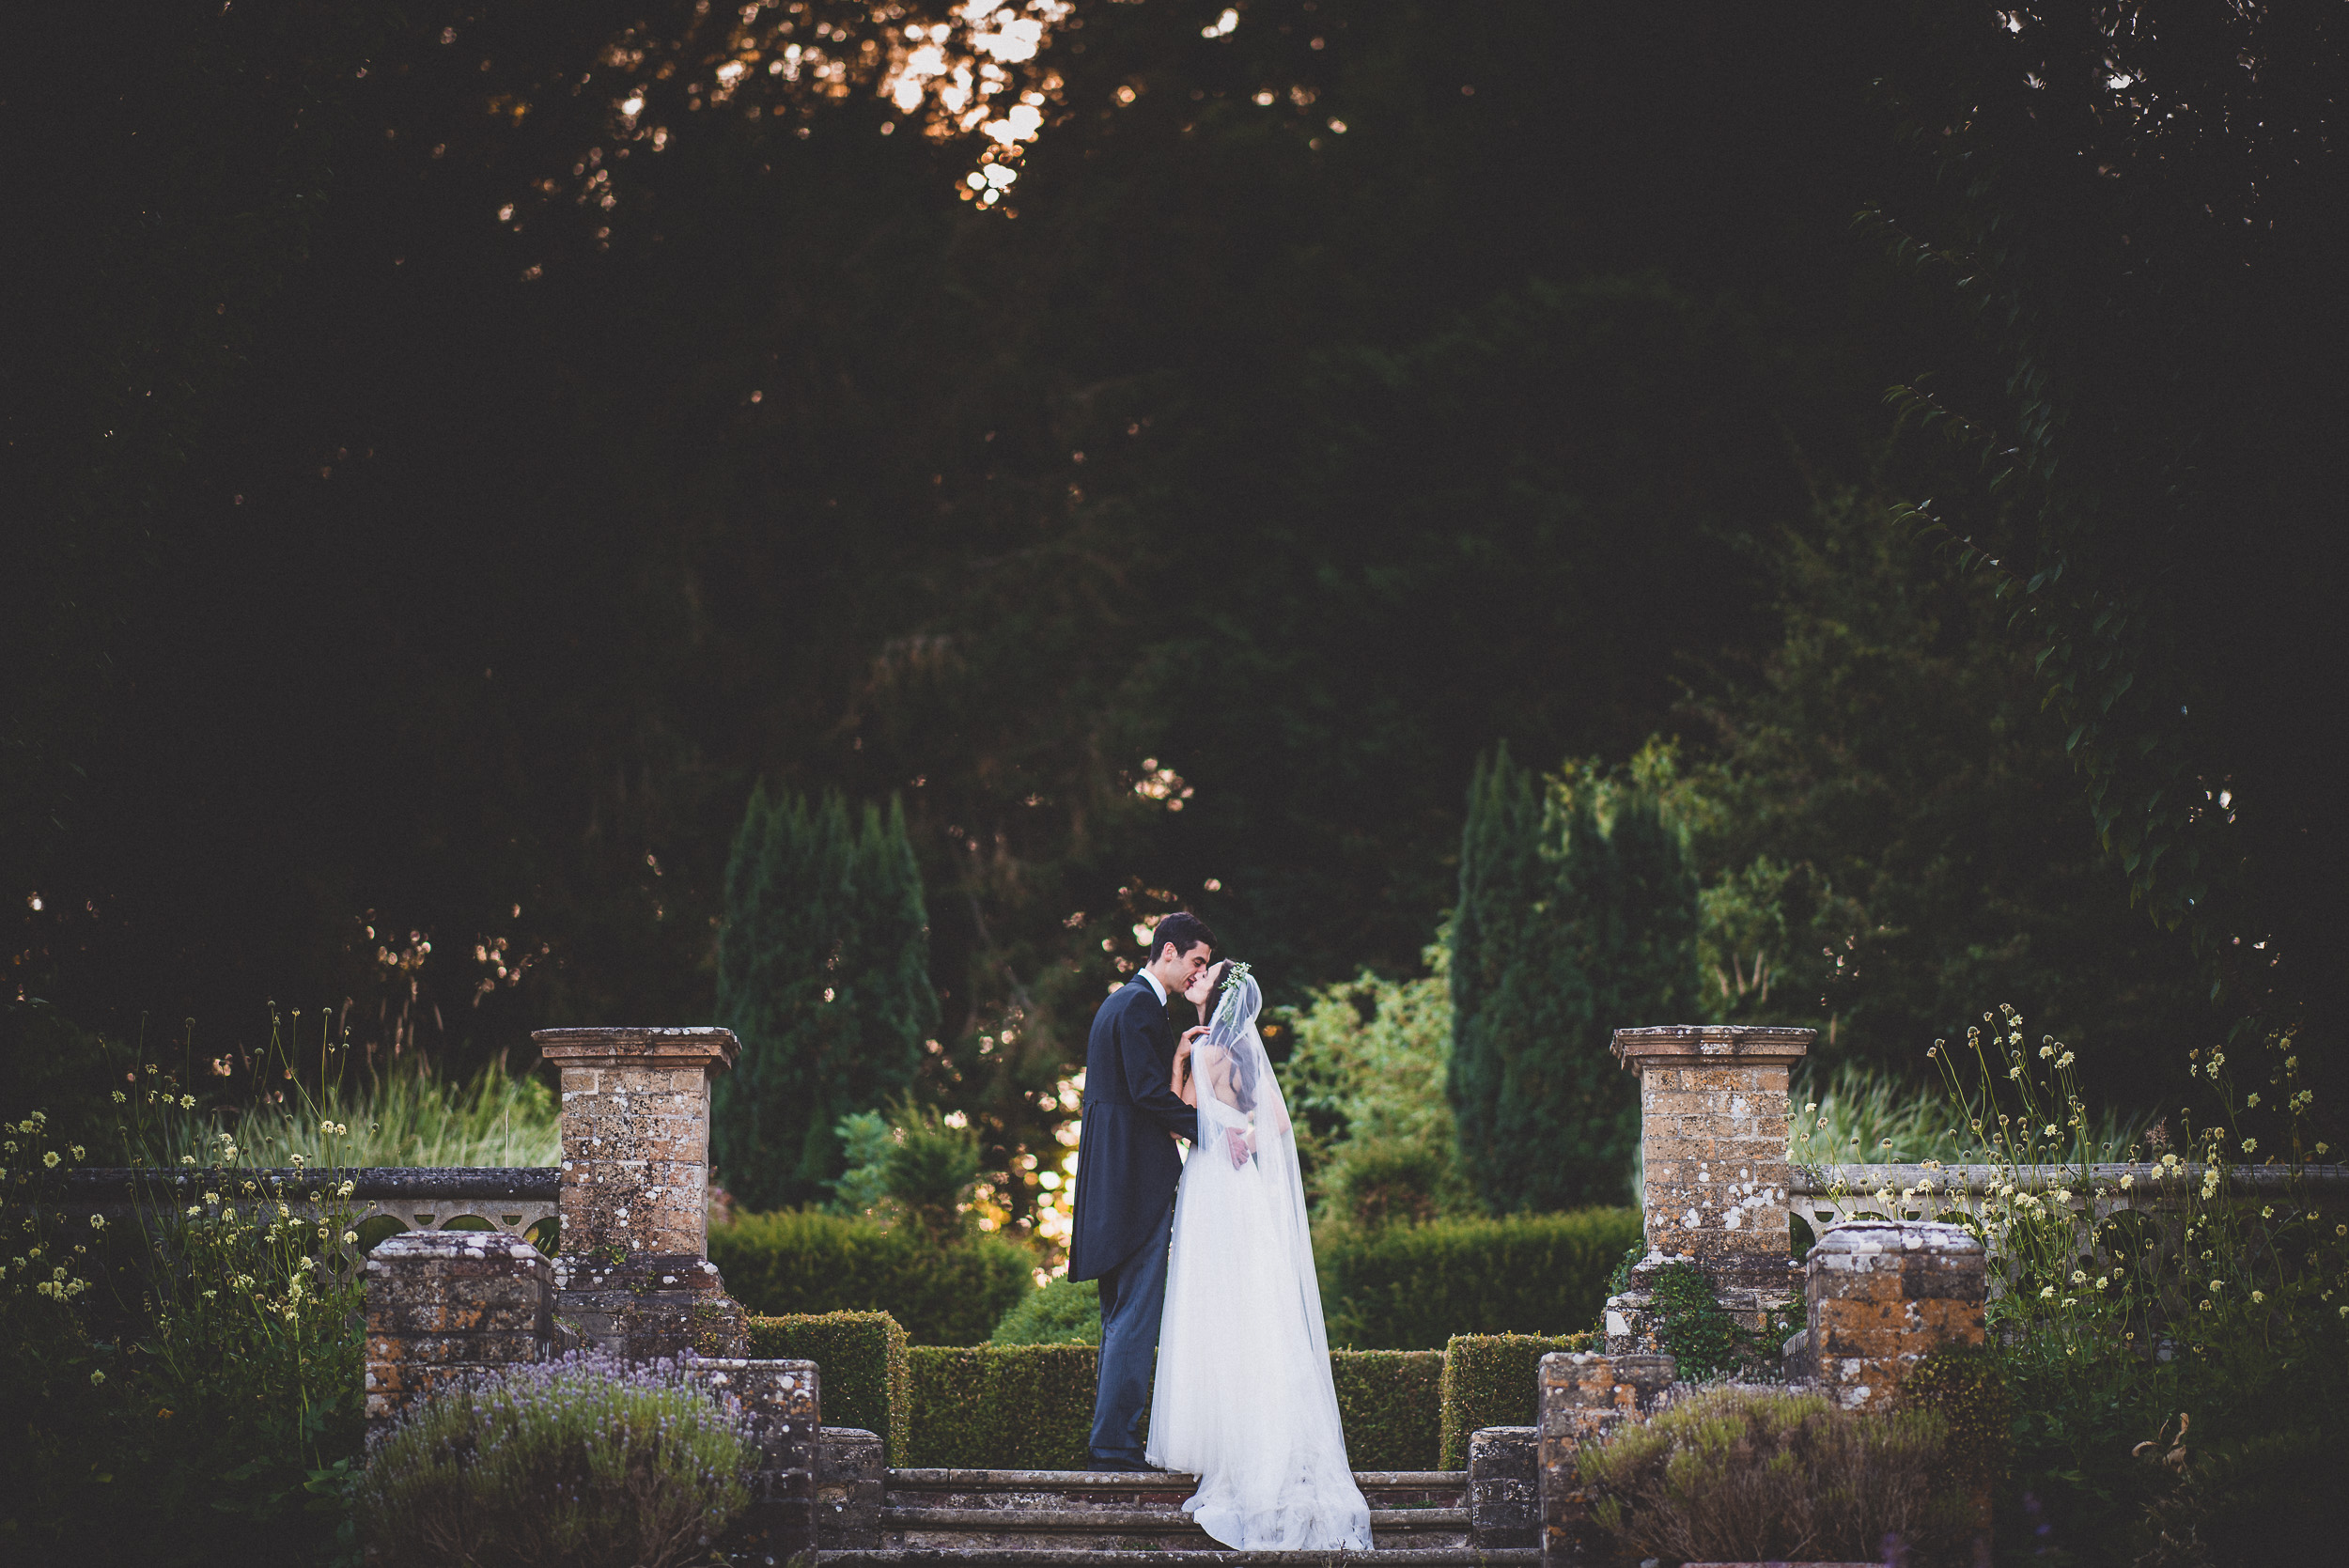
[1066, 912, 1212, 1469]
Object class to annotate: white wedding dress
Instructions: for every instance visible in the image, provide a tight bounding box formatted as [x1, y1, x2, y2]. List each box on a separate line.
[1145, 971, 1372, 1551]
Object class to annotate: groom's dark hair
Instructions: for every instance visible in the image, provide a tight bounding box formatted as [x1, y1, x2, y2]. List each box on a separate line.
[1147, 911, 1217, 964]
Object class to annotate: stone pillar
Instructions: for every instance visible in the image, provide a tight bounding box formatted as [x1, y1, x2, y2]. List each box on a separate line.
[1467, 1425, 1538, 1548]
[1803, 1219, 1986, 1412]
[1603, 1025, 1812, 1358]
[363, 1230, 552, 1445]
[682, 1358, 822, 1564]
[817, 1427, 886, 1549]
[536, 1027, 749, 1359]
[1537, 1350, 1675, 1567]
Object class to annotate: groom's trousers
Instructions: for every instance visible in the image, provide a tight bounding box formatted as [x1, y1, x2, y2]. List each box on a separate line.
[1088, 1200, 1174, 1466]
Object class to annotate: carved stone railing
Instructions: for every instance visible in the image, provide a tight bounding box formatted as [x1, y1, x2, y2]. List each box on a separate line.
[54, 1165, 559, 1247]
[1790, 1160, 2349, 1294]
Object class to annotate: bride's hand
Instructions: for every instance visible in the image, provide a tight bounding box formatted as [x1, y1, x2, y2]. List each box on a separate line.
[1226, 1127, 1251, 1169]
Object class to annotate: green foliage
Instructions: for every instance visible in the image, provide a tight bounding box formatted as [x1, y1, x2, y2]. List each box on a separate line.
[1901, 1344, 2010, 1486]
[988, 1274, 1099, 1346]
[744, 1311, 910, 1465]
[898, 1343, 1447, 1471]
[1921, 1006, 2349, 1560]
[1280, 949, 1475, 1228]
[356, 1352, 754, 1568]
[1449, 747, 1697, 1214]
[1641, 1260, 1788, 1384]
[828, 1109, 896, 1217]
[709, 1207, 1033, 1346]
[1316, 1208, 1641, 1351]
[1579, 1385, 1973, 1567]
[827, 1097, 986, 1241]
[1671, 489, 2222, 1073]
[0, 1047, 369, 1564]
[196, 1059, 558, 1169]
[1437, 1332, 1594, 1468]
[906, 1344, 1099, 1469]
[712, 787, 939, 1212]
[1329, 1349, 1444, 1471]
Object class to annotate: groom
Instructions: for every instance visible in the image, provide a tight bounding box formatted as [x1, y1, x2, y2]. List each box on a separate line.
[1068, 910, 1215, 1470]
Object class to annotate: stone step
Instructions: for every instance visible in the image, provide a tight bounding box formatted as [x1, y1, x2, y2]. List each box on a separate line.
[819, 1552, 1536, 1568]
[883, 1469, 1466, 1514]
[883, 1506, 1468, 1551]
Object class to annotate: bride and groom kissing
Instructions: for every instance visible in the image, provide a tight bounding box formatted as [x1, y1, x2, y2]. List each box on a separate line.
[1066, 912, 1373, 1551]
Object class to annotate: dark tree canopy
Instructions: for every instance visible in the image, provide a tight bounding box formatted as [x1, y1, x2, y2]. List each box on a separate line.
[7, 0, 2341, 1220]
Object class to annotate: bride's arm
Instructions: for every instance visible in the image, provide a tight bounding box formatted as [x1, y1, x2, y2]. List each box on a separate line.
[1173, 1027, 1204, 1107]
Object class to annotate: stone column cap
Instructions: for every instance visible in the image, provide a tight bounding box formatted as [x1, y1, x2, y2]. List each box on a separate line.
[1611, 1023, 1814, 1069]
[534, 1027, 741, 1072]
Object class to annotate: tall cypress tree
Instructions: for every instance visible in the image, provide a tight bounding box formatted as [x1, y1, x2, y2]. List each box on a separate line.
[711, 787, 939, 1211]
[1448, 751, 1699, 1213]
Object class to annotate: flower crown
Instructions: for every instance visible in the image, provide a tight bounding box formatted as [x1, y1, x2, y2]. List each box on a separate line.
[1218, 960, 1252, 997]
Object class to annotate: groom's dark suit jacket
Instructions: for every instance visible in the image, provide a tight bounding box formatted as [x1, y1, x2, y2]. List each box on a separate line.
[1067, 976, 1200, 1281]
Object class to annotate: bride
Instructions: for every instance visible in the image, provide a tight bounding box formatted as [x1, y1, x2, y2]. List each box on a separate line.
[1145, 960, 1373, 1551]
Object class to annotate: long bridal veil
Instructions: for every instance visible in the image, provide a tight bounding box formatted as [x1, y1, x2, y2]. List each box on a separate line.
[1146, 970, 1371, 1550]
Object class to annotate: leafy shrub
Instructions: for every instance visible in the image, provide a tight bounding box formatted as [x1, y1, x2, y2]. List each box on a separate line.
[1279, 954, 1476, 1228]
[746, 1311, 910, 1464]
[907, 1344, 1098, 1469]
[358, 1352, 754, 1568]
[1330, 1349, 1444, 1470]
[989, 1274, 1099, 1345]
[710, 1206, 1034, 1344]
[1317, 1208, 1641, 1349]
[1437, 1332, 1593, 1467]
[1579, 1386, 1973, 1566]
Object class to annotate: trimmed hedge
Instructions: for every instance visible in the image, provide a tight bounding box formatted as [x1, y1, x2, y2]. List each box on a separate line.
[1437, 1332, 1595, 1468]
[898, 1343, 1445, 1471]
[1330, 1349, 1444, 1470]
[746, 1312, 910, 1464]
[711, 1207, 1034, 1345]
[908, 1345, 1100, 1470]
[1317, 1208, 1641, 1350]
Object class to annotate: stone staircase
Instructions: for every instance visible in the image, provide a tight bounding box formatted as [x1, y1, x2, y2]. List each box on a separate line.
[816, 1464, 1537, 1566]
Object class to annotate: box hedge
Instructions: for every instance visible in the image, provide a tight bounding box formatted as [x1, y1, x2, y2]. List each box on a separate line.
[1437, 1331, 1595, 1467]
[711, 1207, 1034, 1345]
[745, 1311, 910, 1464]
[1330, 1349, 1445, 1470]
[898, 1344, 1446, 1472]
[907, 1344, 1101, 1469]
[1317, 1208, 1640, 1350]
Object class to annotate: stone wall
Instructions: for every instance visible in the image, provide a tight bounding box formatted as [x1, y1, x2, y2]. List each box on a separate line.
[682, 1359, 823, 1564]
[1794, 1219, 1987, 1412]
[1535, 1350, 1676, 1566]
[1466, 1425, 1538, 1548]
[362, 1230, 552, 1445]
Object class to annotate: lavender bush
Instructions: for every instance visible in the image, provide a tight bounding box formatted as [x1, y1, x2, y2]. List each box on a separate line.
[358, 1352, 754, 1568]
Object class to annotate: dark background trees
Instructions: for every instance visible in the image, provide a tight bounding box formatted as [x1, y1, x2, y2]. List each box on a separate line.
[7, 2, 2341, 1224]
